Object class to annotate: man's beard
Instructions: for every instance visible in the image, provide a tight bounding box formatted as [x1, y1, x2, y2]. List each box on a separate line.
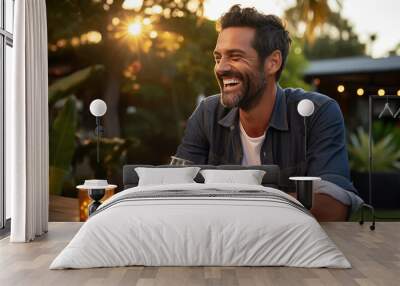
[218, 68, 267, 111]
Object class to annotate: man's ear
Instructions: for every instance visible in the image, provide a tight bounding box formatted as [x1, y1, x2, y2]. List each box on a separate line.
[263, 50, 282, 77]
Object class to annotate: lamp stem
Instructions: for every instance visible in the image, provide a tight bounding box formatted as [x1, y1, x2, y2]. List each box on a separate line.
[96, 116, 100, 164]
[368, 95, 372, 205]
[304, 116, 307, 164]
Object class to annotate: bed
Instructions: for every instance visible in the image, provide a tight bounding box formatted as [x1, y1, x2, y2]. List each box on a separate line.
[50, 165, 350, 269]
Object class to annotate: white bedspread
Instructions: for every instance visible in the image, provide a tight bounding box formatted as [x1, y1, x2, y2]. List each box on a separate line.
[50, 183, 351, 269]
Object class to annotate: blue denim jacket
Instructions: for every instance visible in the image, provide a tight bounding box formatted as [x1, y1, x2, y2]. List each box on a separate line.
[176, 85, 357, 194]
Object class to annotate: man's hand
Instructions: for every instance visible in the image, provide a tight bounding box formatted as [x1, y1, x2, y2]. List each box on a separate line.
[288, 192, 348, 221]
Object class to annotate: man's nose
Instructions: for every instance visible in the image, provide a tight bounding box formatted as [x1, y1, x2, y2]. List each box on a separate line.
[215, 58, 231, 75]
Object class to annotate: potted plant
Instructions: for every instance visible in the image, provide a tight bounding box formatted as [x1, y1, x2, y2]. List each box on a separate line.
[348, 123, 400, 208]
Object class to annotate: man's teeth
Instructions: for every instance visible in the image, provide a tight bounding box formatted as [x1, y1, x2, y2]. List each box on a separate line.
[223, 79, 240, 86]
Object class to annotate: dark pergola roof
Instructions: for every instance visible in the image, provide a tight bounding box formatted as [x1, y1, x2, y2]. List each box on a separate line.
[304, 55, 400, 76]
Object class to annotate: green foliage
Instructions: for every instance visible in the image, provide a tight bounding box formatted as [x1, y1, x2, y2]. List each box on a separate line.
[279, 40, 311, 90]
[119, 16, 220, 162]
[49, 96, 78, 195]
[302, 11, 365, 59]
[49, 65, 104, 195]
[49, 65, 104, 106]
[164, 17, 219, 96]
[73, 137, 139, 180]
[284, 0, 336, 43]
[372, 121, 400, 145]
[285, 1, 365, 59]
[348, 125, 400, 172]
[304, 35, 365, 60]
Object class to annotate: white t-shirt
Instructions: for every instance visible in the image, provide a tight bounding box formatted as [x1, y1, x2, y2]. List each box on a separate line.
[239, 122, 266, 166]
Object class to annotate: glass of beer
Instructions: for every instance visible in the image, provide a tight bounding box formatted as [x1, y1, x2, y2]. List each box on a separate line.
[169, 156, 194, 166]
[289, 176, 321, 210]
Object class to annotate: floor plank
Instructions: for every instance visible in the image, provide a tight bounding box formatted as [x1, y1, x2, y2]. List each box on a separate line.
[0, 222, 399, 286]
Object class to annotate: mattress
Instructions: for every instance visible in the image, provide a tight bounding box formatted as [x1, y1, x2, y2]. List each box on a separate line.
[50, 183, 351, 269]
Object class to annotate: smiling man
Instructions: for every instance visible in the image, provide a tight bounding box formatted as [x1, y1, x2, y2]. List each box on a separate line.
[175, 5, 362, 221]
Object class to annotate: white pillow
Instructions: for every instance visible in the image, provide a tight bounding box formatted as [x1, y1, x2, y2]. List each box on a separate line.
[135, 167, 201, 186]
[200, 169, 266, 185]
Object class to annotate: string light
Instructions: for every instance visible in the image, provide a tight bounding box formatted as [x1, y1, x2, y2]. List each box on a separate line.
[378, 89, 385, 96]
[56, 39, 67, 48]
[87, 31, 102, 43]
[337, 85, 345, 93]
[80, 34, 88, 44]
[357, 88, 364, 96]
[71, 37, 80, 47]
[397, 90, 400, 96]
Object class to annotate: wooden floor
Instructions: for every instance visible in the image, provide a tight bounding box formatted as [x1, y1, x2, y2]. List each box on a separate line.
[0, 222, 399, 286]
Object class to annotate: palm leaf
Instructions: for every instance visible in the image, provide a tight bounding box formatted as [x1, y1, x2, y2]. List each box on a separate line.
[49, 97, 78, 195]
[49, 65, 104, 106]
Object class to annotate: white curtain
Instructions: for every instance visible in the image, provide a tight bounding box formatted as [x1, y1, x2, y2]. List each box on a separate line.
[7, 0, 49, 242]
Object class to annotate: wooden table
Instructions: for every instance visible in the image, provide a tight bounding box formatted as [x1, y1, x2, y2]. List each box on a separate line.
[0, 222, 399, 286]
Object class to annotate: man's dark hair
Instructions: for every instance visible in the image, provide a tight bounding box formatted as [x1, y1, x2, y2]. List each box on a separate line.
[218, 5, 292, 81]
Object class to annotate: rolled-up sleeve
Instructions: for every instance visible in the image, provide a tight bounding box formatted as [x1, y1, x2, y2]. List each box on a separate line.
[307, 100, 358, 194]
[175, 100, 210, 164]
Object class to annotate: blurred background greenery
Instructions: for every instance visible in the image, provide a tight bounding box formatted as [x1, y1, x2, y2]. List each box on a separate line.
[46, 0, 399, 199]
